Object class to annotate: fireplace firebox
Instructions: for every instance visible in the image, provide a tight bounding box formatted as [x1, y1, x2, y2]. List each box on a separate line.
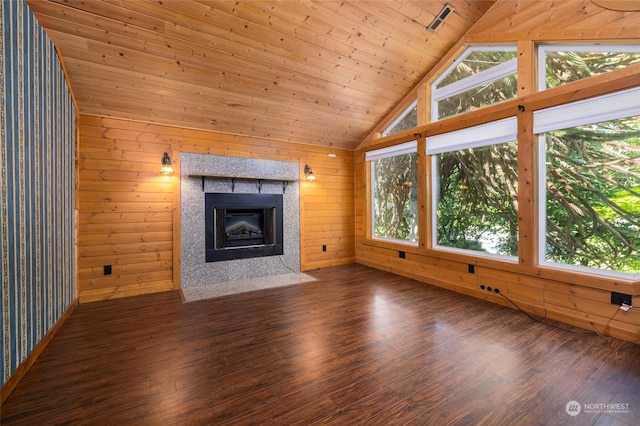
[205, 193, 283, 262]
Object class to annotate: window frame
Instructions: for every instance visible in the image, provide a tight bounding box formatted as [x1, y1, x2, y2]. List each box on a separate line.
[537, 44, 640, 92]
[366, 140, 419, 246]
[382, 100, 418, 137]
[431, 46, 517, 122]
[427, 117, 519, 261]
[534, 86, 640, 280]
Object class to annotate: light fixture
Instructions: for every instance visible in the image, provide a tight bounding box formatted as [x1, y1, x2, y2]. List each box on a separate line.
[161, 152, 174, 175]
[304, 164, 316, 181]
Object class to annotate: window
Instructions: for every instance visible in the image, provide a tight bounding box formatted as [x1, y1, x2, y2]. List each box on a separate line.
[367, 141, 418, 244]
[432, 47, 517, 121]
[539, 45, 640, 91]
[383, 100, 418, 137]
[535, 87, 640, 279]
[428, 117, 518, 259]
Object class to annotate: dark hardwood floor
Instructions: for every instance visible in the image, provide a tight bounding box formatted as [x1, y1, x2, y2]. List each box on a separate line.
[2, 264, 639, 425]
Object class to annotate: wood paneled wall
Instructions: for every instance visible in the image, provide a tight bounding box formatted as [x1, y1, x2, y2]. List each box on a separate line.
[355, 1, 640, 344]
[78, 115, 354, 302]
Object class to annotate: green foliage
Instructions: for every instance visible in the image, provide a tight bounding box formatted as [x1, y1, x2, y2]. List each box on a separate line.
[436, 143, 519, 256]
[437, 50, 517, 87]
[436, 50, 517, 120]
[373, 47, 640, 275]
[545, 51, 640, 89]
[437, 75, 517, 120]
[373, 152, 418, 241]
[384, 105, 417, 136]
[545, 120, 640, 272]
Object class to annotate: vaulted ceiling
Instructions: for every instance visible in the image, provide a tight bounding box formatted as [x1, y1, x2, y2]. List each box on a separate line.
[27, 0, 496, 150]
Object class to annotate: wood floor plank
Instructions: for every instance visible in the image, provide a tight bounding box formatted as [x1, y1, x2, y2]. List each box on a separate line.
[2, 264, 639, 425]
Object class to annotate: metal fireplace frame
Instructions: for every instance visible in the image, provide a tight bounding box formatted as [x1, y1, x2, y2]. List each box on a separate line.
[205, 192, 284, 262]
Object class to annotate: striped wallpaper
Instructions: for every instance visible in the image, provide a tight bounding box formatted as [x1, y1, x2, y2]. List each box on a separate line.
[1, 0, 76, 387]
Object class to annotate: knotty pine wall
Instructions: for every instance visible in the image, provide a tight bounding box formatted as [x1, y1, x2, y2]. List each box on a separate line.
[78, 115, 354, 302]
[355, 0, 640, 344]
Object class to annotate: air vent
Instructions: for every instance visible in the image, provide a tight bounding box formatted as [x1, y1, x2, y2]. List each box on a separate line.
[427, 4, 454, 32]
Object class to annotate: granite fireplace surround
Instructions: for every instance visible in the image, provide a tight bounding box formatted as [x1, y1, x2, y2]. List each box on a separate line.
[180, 152, 301, 290]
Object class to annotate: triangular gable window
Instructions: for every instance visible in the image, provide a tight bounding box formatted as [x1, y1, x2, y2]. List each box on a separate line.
[382, 100, 418, 137]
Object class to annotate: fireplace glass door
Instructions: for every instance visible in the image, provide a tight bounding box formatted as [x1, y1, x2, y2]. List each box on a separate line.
[216, 208, 276, 249]
[205, 193, 283, 262]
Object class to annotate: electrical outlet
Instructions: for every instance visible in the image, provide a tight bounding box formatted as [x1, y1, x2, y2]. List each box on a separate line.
[104, 265, 112, 276]
[468, 264, 475, 274]
[479, 284, 500, 294]
[398, 251, 406, 259]
[322, 245, 327, 252]
[611, 292, 632, 306]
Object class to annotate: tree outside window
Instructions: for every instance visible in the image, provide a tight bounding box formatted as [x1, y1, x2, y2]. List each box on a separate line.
[540, 115, 640, 276]
[428, 117, 519, 259]
[368, 143, 418, 244]
[432, 48, 517, 121]
[435, 142, 518, 256]
[383, 101, 417, 137]
[540, 46, 640, 90]
[425, 45, 639, 277]
[369, 45, 639, 277]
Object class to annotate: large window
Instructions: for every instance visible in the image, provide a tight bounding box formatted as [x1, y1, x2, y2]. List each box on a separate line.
[428, 118, 518, 259]
[431, 47, 517, 121]
[368, 42, 640, 284]
[539, 45, 640, 91]
[535, 88, 640, 279]
[367, 141, 418, 244]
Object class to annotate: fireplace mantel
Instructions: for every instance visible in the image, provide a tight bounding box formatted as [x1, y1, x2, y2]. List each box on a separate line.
[188, 173, 299, 181]
[189, 174, 299, 192]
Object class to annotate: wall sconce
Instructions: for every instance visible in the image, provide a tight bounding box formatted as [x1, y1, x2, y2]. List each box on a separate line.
[161, 152, 174, 175]
[304, 164, 316, 181]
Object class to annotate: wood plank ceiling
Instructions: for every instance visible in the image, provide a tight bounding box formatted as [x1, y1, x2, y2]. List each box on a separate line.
[27, 0, 496, 150]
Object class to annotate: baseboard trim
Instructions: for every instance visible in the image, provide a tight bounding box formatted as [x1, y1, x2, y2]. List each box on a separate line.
[1, 298, 79, 404]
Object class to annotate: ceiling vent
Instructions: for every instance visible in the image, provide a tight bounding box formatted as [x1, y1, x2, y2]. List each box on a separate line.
[427, 4, 454, 32]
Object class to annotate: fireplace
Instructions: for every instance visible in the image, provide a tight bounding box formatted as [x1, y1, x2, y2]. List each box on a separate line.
[180, 153, 300, 287]
[205, 193, 283, 262]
